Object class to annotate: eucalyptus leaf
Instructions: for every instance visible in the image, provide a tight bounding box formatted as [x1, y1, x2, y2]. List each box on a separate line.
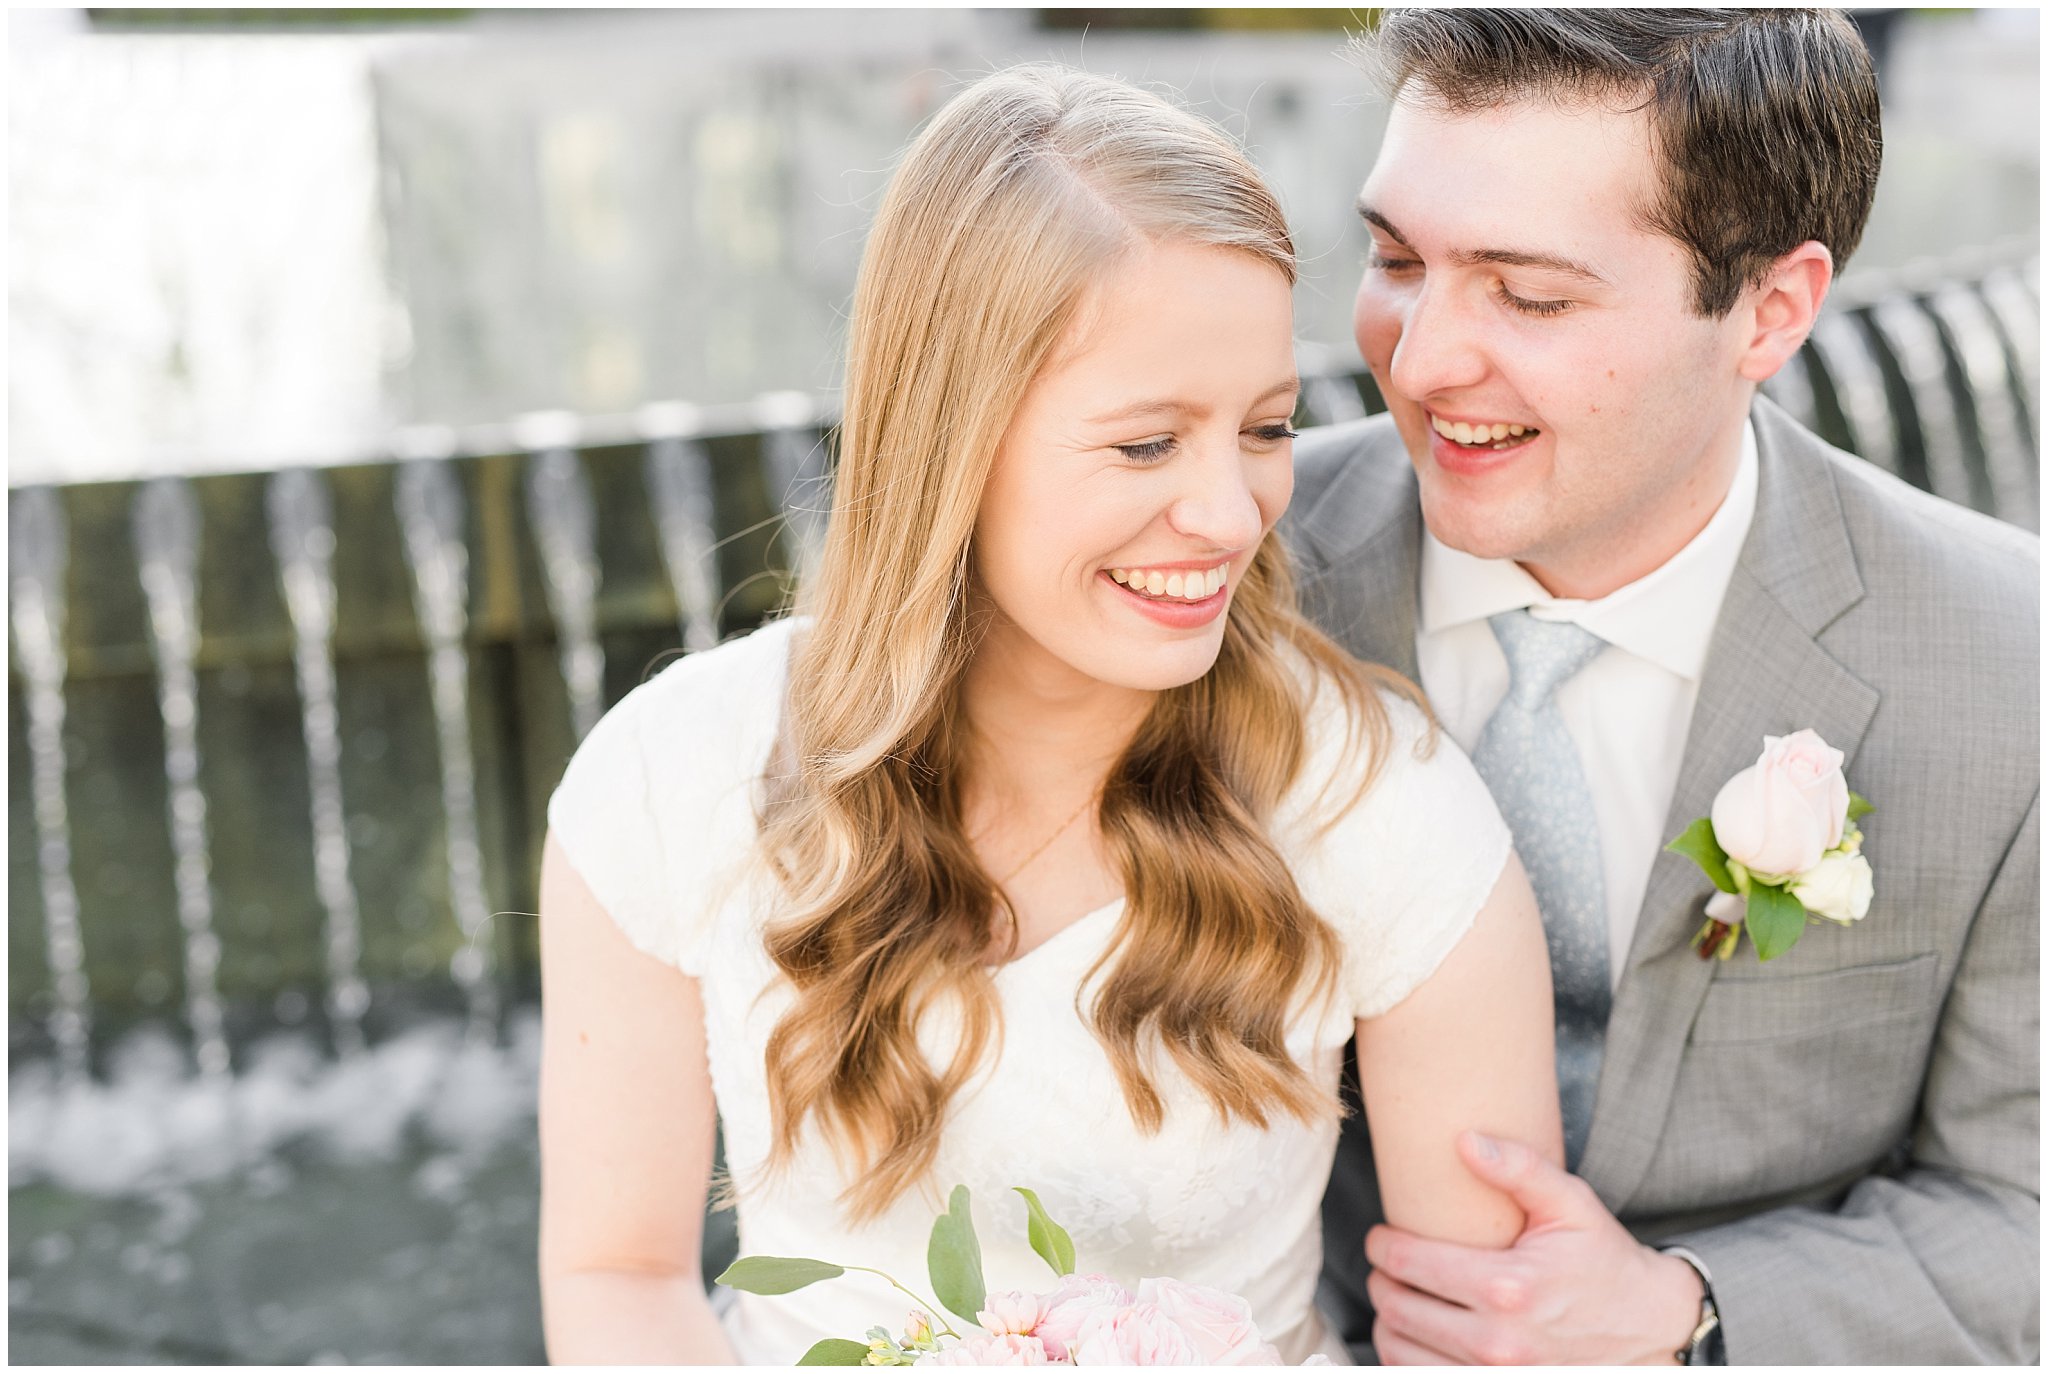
[1847, 791, 1874, 822]
[1666, 817, 1737, 894]
[716, 1256, 846, 1295]
[1745, 883, 1808, 962]
[927, 1185, 987, 1326]
[797, 1338, 873, 1365]
[1013, 1187, 1077, 1277]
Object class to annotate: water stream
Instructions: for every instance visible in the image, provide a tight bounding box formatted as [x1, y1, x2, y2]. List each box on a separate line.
[132, 478, 233, 1081]
[9, 486, 94, 1085]
[265, 468, 372, 1056]
[640, 403, 722, 654]
[394, 455, 500, 1045]
[518, 412, 606, 740]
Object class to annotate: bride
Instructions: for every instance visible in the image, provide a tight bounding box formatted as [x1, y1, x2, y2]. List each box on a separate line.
[537, 63, 1561, 1365]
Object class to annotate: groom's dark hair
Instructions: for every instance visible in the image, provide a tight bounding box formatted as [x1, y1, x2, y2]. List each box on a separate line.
[1360, 8, 1883, 317]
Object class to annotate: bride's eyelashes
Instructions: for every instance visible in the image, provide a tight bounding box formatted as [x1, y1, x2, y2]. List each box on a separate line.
[1112, 424, 1298, 465]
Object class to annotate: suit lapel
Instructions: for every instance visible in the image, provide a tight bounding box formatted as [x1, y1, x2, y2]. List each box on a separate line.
[1575, 401, 1881, 1208]
[1291, 439, 1424, 680]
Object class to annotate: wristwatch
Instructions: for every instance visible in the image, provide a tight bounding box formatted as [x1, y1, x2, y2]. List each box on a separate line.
[1662, 1246, 1723, 1365]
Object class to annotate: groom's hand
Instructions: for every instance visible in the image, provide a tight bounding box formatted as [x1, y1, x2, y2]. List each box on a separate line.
[1365, 1131, 1704, 1365]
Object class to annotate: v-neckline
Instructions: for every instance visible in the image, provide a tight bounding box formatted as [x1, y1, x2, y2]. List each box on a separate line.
[987, 896, 1125, 973]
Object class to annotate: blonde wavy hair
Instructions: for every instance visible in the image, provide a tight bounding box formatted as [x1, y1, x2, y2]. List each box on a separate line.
[756, 63, 1424, 1220]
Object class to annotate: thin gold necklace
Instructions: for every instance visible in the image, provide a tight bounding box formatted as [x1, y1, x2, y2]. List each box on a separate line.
[992, 791, 1098, 887]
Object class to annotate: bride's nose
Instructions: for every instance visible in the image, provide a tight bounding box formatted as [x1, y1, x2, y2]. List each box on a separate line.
[1164, 440, 1266, 550]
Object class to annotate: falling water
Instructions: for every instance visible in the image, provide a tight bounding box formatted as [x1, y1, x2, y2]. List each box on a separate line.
[1760, 346, 1822, 434]
[517, 412, 606, 740]
[1923, 283, 2039, 530]
[266, 468, 371, 1056]
[758, 391, 829, 584]
[394, 452, 500, 1044]
[1977, 265, 2040, 431]
[640, 403, 721, 654]
[1865, 296, 1981, 510]
[9, 486, 93, 1085]
[132, 478, 232, 1080]
[1805, 311, 1903, 477]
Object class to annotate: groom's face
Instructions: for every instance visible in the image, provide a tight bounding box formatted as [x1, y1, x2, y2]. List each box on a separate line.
[1353, 95, 1757, 596]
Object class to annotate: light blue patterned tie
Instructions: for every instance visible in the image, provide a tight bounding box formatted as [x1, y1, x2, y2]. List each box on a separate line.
[1471, 609, 1610, 1169]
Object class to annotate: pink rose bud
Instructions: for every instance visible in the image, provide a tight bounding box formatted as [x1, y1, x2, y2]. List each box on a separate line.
[977, 1290, 1049, 1337]
[1034, 1274, 1135, 1362]
[929, 1333, 1052, 1365]
[1710, 730, 1850, 879]
[1134, 1278, 1277, 1365]
[1070, 1301, 1200, 1366]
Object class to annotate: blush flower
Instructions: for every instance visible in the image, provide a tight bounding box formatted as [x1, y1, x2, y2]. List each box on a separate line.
[1710, 729, 1850, 878]
[1136, 1277, 1281, 1364]
[1034, 1274, 1136, 1362]
[929, 1333, 1052, 1365]
[1069, 1302, 1199, 1365]
[977, 1290, 1049, 1337]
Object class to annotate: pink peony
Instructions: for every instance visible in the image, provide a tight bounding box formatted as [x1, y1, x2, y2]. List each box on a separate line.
[1135, 1278, 1280, 1365]
[1070, 1302, 1200, 1366]
[929, 1333, 1053, 1365]
[1034, 1274, 1136, 1362]
[978, 1290, 1050, 1337]
[1710, 730, 1850, 878]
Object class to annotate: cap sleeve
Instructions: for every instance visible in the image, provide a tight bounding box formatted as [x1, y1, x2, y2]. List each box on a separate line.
[545, 619, 795, 976]
[1283, 684, 1514, 1021]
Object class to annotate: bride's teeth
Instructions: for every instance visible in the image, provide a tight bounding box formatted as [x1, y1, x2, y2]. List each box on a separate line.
[1509, 423, 1526, 436]
[1112, 565, 1230, 601]
[1489, 423, 1509, 441]
[1452, 421, 1475, 445]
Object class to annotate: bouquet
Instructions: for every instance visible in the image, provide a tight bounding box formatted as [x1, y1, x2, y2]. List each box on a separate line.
[717, 1184, 1322, 1365]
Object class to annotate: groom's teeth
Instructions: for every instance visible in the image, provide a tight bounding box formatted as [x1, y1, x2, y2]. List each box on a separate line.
[1431, 415, 1540, 449]
[1107, 565, 1230, 601]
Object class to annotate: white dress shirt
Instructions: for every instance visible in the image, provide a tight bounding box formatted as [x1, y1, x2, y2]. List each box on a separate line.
[1416, 423, 1759, 989]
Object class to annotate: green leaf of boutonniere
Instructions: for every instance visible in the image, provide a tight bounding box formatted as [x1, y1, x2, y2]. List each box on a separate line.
[1666, 817, 1738, 894]
[927, 1185, 987, 1326]
[1846, 791, 1874, 823]
[1746, 883, 1808, 962]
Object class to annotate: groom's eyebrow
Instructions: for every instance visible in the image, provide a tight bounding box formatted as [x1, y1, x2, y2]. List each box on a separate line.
[1357, 201, 1612, 287]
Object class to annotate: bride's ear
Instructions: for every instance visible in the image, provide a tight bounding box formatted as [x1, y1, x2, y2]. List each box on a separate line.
[1736, 240, 1834, 383]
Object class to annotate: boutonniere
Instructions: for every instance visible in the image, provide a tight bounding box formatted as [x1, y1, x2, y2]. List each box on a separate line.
[1666, 730, 1874, 962]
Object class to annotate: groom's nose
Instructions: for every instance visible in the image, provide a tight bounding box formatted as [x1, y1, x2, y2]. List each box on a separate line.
[1385, 280, 1491, 403]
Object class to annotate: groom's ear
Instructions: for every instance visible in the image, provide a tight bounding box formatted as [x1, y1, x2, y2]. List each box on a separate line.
[1735, 240, 1834, 384]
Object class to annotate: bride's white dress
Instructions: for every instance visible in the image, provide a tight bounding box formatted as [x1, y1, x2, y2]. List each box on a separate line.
[548, 617, 1510, 1365]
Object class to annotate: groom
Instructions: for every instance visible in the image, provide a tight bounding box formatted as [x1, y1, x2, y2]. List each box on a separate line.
[1288, 10, 2038, 1365]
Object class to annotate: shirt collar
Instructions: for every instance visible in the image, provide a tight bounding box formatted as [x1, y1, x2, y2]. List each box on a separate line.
[1418, 420, 1760, 682]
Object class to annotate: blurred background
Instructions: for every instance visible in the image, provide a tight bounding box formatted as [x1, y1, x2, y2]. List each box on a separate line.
[7, 6, 2038, 1363]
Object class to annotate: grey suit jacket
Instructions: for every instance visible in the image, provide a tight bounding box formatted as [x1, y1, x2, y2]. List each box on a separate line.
[1286, 398, 2039, 1364]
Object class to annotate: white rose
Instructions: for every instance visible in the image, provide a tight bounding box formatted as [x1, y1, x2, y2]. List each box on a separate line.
[1790, 850, 1874, 925]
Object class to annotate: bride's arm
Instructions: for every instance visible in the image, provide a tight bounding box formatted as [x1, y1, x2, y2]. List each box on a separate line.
[538, 833, 738, 1363]
[1353, 854, 1563, 1248]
